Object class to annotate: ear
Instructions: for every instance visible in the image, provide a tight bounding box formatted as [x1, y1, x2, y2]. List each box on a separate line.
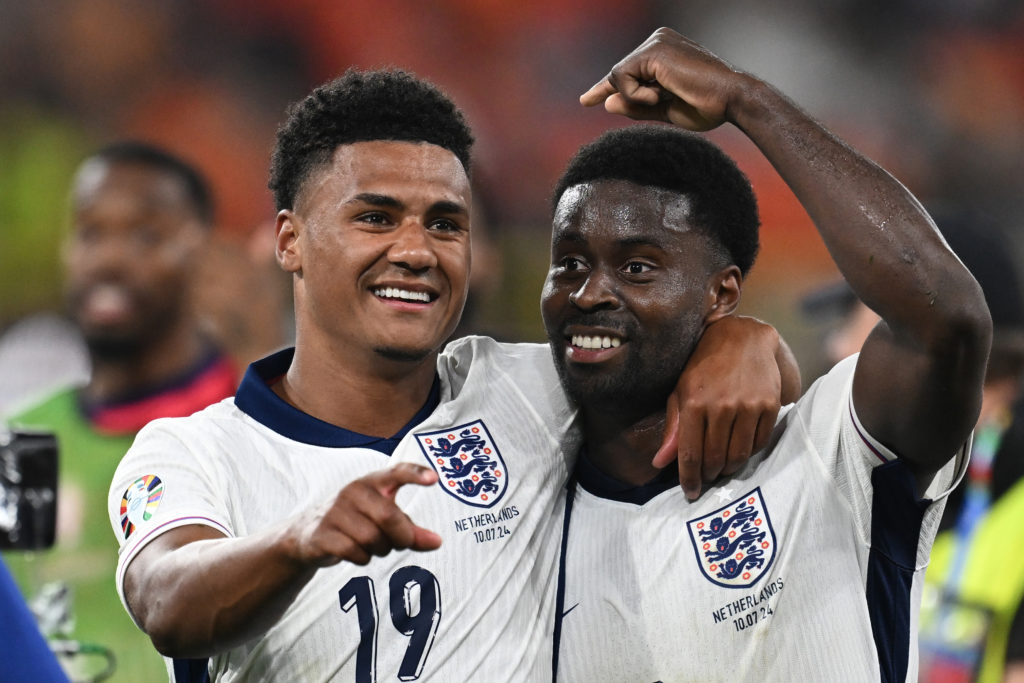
[704, 265, 742, 324]
[275, 210, 302, 273]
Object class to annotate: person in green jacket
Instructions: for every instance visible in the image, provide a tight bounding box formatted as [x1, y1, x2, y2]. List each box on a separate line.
[917, 214, 1024, 683]
[5, 141, 236, 682]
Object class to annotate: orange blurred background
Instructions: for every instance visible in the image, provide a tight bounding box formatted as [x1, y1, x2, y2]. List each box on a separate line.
[2, 0, 1023, 382]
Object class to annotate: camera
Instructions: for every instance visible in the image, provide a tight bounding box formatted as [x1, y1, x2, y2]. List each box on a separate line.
[0, 428, 58, 550]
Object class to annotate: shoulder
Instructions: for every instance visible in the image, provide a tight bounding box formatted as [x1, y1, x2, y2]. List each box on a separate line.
[439, 336, 560, 393]
[130, 397, 246, 449]
[796, 355, 859, 410]
[440, 335, 554, 375]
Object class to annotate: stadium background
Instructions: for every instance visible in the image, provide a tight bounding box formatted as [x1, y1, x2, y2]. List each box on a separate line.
[1, 0, 1023, 385]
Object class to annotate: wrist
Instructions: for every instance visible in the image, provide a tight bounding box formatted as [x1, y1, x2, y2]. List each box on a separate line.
[725, 75, 779, 132]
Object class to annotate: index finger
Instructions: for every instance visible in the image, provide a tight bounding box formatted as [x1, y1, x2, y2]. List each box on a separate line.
[652, 392, 680, 469]
[369, 463, 438, 498]
[676, 403, 706, 500]
[580, 78, 618, 107]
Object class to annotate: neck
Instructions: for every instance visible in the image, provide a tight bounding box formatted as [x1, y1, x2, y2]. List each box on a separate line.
[85, 324, 209, 403]
[278, 336, 438, 438]
[581, 405, 667, 486]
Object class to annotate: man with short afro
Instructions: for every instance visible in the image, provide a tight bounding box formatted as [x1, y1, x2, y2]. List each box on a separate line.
[269, 68, 473, 212]
[547, 27, 989, 682]
[552, 123, 759, 275]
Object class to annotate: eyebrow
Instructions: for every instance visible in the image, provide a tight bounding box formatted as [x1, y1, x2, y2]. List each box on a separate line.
[553, 231, 666, 250]
[617, 235, 666, 250]
[430, 199, 469, 217]
[347, 193, 404, 209]
[346, 193, 468, 217]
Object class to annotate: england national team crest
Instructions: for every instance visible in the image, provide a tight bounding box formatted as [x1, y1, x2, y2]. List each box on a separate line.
[687, 487, 777, 589]
[415, 420, 508, 508]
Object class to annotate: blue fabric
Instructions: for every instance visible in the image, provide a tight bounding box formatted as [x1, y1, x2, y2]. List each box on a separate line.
[552, 475, 578, 681]
[0, 558, 69, 682]
[865, 459, 931, 683]
[234, 347, 440, 454]
[172, 657, 210, 683]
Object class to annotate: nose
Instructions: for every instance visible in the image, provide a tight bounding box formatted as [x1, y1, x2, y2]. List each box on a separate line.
[388, 220, 438, 272]
[67, 232, 133, 280]
[568, 270, 619, 311]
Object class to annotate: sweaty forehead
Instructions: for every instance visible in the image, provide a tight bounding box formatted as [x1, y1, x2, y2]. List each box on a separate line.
[552, 179, 695, 241]
[298, 140, 471, 212]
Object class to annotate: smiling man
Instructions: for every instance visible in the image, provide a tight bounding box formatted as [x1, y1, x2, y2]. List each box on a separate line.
[548, 29, 992, 682]
[106, 69, 797, 682]
[5, 141, 235, 681]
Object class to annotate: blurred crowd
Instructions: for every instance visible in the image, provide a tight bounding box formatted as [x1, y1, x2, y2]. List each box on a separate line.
[2, 1, 1024, 681]
[2, 0, 1023, 376]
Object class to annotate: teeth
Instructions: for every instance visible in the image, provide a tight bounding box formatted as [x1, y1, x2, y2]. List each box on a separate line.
[373, 288, 431, 303]
[570, 335, 622, 350]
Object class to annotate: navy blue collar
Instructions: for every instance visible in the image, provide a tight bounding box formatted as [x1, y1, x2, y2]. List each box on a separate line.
[234, 347, 440, 454]
[574, 449, 679, 505]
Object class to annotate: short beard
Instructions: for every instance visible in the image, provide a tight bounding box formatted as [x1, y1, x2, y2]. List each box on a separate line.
[556, 356, 684, 419]
[84, 333, 147, 364]
[374, 345, 433, 363]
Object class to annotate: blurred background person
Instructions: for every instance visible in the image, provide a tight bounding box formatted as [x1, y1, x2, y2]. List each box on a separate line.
[3, 141, 240, 681]
[3, 0, 1023, 352]
[920, 214, 1024, 683]
[802, 211, 1024, 683]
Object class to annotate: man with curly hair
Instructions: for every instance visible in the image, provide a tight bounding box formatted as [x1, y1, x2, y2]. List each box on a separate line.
[547, 29, 991, 682]
[106, 68, 796, 681]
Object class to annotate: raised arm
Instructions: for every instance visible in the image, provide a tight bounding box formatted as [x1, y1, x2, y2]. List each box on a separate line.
[123, 464, 441, 657]
[583, 28, 991, 483]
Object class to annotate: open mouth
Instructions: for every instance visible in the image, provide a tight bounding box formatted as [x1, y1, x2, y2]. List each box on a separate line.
[570, 334, 622, 350]
[372, 287, 436, 304]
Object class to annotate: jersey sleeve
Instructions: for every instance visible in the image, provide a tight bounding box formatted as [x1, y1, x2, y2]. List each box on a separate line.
[107, 416, 234, 621]
[789, 355, 969, 566]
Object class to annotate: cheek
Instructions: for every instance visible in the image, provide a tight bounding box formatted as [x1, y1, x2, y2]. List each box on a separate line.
[539, 276, 565, 322]
[140, 245, 197, 289]
[439, 244, 472, 293]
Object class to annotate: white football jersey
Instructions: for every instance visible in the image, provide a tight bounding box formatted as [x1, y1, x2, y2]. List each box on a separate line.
[109, 336, 578, 682]
[555, 355, 968, 683]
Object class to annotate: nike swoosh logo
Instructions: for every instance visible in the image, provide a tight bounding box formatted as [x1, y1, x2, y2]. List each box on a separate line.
[562, 603, 579, 618]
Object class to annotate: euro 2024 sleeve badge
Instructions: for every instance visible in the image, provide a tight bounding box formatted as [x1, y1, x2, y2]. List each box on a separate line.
[414, 420, 507, 509]
[687, 487, 777, 589]
[119, 475, 164, 540]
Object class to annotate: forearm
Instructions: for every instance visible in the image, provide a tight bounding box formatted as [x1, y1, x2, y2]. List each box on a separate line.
[126, 463, 441, 658]
[728, 79, 990, 466]
[127, 523, 316, 658]
[728, 79, 987, 343]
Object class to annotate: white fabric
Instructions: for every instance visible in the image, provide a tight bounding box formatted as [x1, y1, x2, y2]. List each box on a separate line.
[109, 337, 578, 682]
[558, 355, 968, 683]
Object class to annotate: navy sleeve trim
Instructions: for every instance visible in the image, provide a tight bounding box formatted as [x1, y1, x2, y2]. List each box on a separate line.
[865, 459, 930, 683]
[173, 657, 210, 683]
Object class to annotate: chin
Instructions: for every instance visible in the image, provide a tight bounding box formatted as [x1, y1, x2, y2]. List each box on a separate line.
[84, 331, 146, 361]
[374, 345, 434, 363]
